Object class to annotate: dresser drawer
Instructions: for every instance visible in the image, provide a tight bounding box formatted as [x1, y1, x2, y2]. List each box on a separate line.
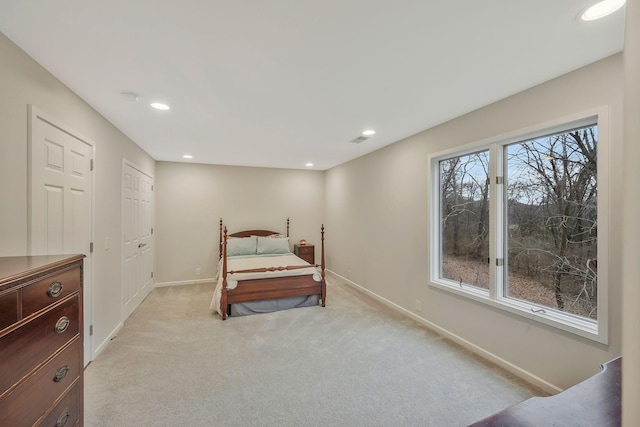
[297, 246, 313, 254]
[22, 267, 81, 318]
[0, 338, 80, 426]
[39, 381, 80, 427]
[0, 289, 18, 330]
[0, 296, 79, 394]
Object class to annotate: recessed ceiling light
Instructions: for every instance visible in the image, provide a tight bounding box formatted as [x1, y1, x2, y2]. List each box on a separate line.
[362, 129, 376, 136]
[305, 162, 314, 167]
[581, 0, 625, 21]
[151, 102, 170, 110]
[183, 154, 193, 159]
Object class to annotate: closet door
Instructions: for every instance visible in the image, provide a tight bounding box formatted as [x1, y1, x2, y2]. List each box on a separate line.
[28, 105, 94, 365]
[122, 161, 154, 320]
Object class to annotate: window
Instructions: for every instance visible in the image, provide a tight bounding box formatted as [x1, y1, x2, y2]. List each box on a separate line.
[430, 109, 608, 343]
[439, 151, 490, 290]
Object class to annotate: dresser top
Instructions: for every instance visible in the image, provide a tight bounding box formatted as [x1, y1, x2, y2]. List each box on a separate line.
[0, 255, 85, 289]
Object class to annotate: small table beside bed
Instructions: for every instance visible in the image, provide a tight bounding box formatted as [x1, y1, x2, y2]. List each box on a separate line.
[210, 219, 326, 320]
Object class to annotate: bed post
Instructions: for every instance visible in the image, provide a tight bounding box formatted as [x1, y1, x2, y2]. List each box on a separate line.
[219, 218, 223, 260]
[221, 226, 229, 320]
[321, 224, 326, 307]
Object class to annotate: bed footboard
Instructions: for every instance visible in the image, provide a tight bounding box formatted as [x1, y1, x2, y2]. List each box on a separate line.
[227, 275, 321, 303]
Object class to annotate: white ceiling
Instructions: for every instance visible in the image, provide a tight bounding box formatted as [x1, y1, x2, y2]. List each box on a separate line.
[0, 1, 625, 170]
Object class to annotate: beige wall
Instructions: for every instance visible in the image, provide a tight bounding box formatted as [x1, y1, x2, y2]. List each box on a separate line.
[623, 0, 640, 424]
[0, 32, 155, 359]
[155, 162, 325, 284]
[326, 54, 624, 392]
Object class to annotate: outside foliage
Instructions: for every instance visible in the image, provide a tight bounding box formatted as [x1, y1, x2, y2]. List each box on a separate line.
[440, 125, 598, 320]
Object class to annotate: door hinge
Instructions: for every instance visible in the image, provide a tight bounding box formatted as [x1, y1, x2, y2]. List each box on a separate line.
[496, 258, 504, 266]
[90, 325, 94, 336]
[151, 227, 154, 235]
[90, 242, 94, 253]
[90, 159, 94, 171]
[496, 176, 504, 184]
[151, 271, 154, 278]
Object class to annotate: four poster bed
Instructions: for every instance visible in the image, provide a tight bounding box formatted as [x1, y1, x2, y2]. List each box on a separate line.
[210, 219, 326, 320]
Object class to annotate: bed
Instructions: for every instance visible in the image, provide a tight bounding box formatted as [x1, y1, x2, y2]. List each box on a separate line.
[210, 219, 326, 320]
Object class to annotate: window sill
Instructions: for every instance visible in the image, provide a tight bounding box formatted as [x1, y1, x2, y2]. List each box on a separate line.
[430, 278, 606, 345]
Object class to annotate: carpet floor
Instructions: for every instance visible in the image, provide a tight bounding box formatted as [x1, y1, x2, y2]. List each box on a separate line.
[84, 275, 543, 426]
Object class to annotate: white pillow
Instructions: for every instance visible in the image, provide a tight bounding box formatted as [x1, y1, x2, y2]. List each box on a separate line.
[256, 236, 290, 255]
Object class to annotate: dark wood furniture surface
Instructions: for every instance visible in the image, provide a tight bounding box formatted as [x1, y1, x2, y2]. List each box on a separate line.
[469, 356, 622, 427]
[218, 219, 326, 320]
[294, 244, 314, 264]
[0, 254, 84, 427]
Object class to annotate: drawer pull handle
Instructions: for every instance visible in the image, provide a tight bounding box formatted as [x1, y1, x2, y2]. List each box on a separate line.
[47, 281, 64, 298]
[56, 411, 70, 427]
[54, 364, 70, 382]
[55, 316, 70, 334]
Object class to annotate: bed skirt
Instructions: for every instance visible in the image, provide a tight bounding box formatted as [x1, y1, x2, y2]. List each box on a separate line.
[229, 295, 320, 317]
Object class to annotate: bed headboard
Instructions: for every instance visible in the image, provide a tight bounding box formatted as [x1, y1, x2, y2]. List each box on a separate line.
[219, 218, 290, 258]
[229, 229, 279, 238]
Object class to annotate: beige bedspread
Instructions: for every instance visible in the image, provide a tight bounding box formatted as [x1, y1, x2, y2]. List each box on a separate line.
[209, 254, 321, 315]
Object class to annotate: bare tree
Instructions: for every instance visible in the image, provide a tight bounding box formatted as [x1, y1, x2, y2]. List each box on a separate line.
[507, 126, 597, 316]
[440, 152, 490, 261]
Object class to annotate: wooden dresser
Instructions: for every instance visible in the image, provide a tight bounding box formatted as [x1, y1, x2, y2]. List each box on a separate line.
[0, 255, 84, 427]
[469, 357, 622, 426]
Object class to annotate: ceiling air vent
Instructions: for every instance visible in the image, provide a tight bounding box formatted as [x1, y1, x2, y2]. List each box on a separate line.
[350, 135, 370, 144]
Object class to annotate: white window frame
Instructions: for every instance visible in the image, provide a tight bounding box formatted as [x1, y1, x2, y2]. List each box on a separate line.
[429, 107, 609, 344]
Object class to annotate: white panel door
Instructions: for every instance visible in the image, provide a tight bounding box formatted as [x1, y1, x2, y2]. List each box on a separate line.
[122, 162, 154, 320]
[28, 106, 94, 365]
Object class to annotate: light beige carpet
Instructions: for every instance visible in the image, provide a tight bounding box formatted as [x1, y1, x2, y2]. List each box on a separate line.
[84, 276, 543, 426]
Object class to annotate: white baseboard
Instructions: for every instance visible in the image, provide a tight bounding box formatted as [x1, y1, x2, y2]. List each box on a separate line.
[326, 269, 562, 395]
[154, 278, 215, 288]
[92, 321, 124, 361]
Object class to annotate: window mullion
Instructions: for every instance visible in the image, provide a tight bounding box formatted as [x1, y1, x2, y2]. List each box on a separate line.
[489, 143, 504, 300]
